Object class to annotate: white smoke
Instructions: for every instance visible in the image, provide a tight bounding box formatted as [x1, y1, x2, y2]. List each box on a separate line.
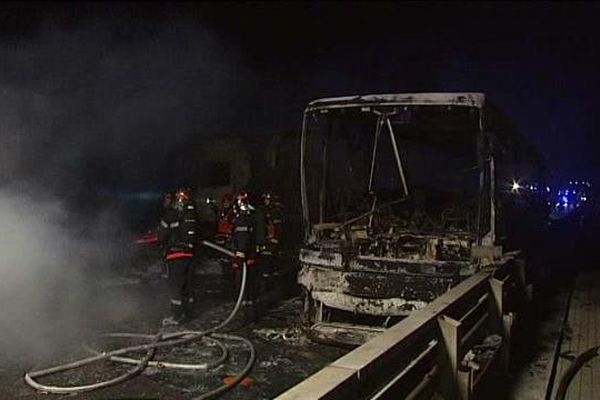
[0, 185, 138, 365]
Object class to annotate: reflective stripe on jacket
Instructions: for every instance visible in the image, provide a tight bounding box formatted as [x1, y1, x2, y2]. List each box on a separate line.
[166, 251, 194, 260]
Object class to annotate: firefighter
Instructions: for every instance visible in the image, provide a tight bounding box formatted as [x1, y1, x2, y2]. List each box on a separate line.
[157, 187, 200, 326]
[214, 193, 236, 288]
[159, 189, 176, 279]
[231, 192, 264, 321]
[163, 190, 174, 209]
[215, 193, 235, 247]
[257, 191, 283, 289]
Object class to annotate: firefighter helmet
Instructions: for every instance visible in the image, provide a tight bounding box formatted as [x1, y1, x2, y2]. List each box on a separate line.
[261, 191, 274, 204]
[234, 192, 254, 215]
[173, 187, 193, 210]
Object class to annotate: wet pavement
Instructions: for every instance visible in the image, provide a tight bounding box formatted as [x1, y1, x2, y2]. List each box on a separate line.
[550, 270, 600, 400]
[508, 208, 599, 400]
[0, 259, 347, 399]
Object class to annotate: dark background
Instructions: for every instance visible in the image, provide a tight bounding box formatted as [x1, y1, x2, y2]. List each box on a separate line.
[1, 2, 599, 196]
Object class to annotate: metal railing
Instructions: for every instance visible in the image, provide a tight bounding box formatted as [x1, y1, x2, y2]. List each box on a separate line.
[276, 254, 531, 400]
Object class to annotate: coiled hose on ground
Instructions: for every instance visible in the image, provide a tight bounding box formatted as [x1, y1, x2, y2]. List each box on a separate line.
[24, 240, 256, 399]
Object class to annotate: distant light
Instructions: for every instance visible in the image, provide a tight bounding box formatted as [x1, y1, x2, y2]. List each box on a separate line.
[546, 186, 551, 193]
[511, 181, 521, 192]
[582, 196, 588, 201]
[570, 181, 573, 184]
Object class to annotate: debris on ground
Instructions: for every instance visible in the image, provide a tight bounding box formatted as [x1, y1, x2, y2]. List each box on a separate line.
[222, 375, 256, 387]
[253, 327, 306, 343]
[462, 334, 503, 371]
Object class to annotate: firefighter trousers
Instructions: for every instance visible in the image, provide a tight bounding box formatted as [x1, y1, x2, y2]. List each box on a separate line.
[167, 257, 195, 320]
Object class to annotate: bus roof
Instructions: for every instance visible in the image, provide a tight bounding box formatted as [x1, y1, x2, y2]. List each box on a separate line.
[306, 92, 486, 111]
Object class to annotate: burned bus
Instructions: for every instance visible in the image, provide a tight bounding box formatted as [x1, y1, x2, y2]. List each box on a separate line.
[297, 93, 545, 339]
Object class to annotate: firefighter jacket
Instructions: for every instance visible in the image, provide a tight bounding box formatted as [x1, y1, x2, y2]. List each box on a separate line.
[232, 208, 265, 267]
[158, 203, 200, 261]
[257, 203, 283, 255]
[215, 206, 235, 246]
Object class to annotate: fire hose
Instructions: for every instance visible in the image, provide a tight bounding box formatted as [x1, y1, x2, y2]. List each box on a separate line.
[554, 345, 599, 400]
[24, 240, 256, 399]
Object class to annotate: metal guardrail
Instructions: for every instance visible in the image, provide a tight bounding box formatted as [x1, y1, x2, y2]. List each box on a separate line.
[276, 255, 531, 400]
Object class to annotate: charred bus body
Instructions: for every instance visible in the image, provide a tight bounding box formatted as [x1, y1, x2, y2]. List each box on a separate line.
[297, 93, 545, 335]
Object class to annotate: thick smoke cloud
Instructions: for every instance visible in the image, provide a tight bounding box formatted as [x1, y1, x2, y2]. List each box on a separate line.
[0, 9, 261, 368]
[0, 10, 258, 366]
[0, 12, 254, 192]
[0, 185, 138, 365]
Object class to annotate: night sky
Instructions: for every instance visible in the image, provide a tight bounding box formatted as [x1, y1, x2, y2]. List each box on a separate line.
[1, 2, 599, 193]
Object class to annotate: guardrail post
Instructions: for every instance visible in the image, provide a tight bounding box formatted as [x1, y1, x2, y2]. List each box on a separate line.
[489, 277, 505, 332]
[457, 367, 473, 400]
[501, 312, 515, 369]
[438, 315, 466, 399]
[490, 276, 514, 370]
